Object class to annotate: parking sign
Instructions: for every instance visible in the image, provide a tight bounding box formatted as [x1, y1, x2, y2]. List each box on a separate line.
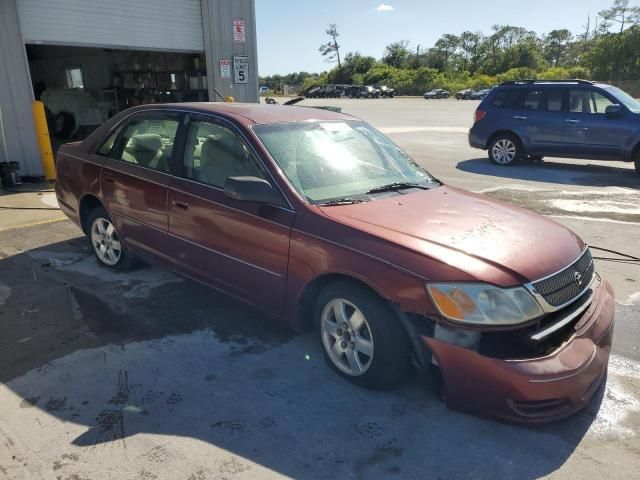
[233, 56, 248, 84]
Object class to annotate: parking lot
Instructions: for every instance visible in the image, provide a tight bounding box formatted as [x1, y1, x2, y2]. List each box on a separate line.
[1, 97, 639, 480]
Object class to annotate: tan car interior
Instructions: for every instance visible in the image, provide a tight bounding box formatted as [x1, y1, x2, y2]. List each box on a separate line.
[188, 124, 263, 187]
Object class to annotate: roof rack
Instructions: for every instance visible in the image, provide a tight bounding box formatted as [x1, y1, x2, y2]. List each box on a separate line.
[499, 79, 596, 86]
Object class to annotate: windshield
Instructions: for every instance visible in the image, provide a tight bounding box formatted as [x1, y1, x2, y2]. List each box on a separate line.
[605, 86, 640, 113]
[253, 120, 439, 204]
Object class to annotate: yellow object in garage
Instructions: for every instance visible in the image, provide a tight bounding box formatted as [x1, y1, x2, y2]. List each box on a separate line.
[224, 96, 235, 103]
[32, 100, 56, 181]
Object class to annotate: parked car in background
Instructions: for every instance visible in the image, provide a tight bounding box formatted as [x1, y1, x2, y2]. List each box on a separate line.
[375, 85, 396, 98]
[347, 85, 380, 98]
[42, 88, 108, 139]
[259, 86, 271, 95]
[423, 88, 450, 99]
[455, 89, 475, 100]
[56, 102, 614, 424]
[470, 88, 492, 100]
[469, 79, 640, 173]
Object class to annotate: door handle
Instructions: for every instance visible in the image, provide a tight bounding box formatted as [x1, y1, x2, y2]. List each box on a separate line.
[103, 176, 115, 184]
[513, 115, 527, 120]
[173, 200, 189, 210]
[565, 119, 581, 124]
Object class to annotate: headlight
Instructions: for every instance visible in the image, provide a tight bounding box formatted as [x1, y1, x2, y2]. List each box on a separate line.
[426, 283, 543, 326]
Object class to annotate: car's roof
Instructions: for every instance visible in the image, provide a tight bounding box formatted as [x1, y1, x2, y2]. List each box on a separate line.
[128, 102, 353, 125]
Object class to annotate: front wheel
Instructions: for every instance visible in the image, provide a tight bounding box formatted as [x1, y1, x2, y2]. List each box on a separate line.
[488, 135, 521, 166]
[87, 207, 136, 270]
[316, 281, 411, 390]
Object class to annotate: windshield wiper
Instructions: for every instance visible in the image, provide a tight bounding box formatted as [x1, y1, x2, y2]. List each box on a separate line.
[366, 182, 431, 195]
[318, 198, 366, 206]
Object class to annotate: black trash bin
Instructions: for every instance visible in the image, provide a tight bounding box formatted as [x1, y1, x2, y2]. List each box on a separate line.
[0, 162, 21, 188]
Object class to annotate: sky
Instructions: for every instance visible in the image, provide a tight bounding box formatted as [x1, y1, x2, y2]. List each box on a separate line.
[256, 0, 617, 76]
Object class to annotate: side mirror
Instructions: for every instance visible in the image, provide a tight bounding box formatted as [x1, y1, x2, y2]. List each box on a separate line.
[605, 104, 623, 118]
[224, 176, 282, 205]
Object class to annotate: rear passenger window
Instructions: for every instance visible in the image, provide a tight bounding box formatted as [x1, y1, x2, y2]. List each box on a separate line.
[112, 116, 180, 172]
[490, 89, 523, 109]
[96, 126, 122, 156]
[522, 90, 543, 110]
[545, 89, 564, 112]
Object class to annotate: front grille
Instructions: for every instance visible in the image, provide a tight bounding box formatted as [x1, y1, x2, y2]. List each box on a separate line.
[532, 249, 594, 307]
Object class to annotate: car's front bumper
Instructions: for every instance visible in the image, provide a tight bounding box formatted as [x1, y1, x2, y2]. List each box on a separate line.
[421, 278, 615, 424]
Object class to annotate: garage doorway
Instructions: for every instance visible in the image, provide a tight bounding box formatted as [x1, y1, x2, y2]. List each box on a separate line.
[26, 45, 208, 150]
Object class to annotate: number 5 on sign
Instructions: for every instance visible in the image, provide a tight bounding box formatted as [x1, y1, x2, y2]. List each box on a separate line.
[234, 56, 248, 84]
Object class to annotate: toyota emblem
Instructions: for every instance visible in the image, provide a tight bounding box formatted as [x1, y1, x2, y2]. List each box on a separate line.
[574, 271, 583, 287]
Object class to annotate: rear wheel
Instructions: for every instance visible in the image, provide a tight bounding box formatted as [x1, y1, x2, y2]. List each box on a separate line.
[87, 207, 136, 270]
[316, 281, 411, 390]
[489, 134, 521, 166]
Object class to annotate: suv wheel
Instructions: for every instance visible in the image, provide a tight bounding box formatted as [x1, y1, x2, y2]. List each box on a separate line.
[489, 134, 521, 166]
[316, 281, 411, 390]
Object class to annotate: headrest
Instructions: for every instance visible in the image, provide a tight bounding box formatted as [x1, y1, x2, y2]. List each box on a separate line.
[132, 134, 162, 152]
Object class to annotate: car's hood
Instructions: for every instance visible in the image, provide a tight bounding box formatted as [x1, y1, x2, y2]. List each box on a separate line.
[318, 186, 585, 285]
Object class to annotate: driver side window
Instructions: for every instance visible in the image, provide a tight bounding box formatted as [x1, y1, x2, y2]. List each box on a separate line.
[182, 120, 265, 188]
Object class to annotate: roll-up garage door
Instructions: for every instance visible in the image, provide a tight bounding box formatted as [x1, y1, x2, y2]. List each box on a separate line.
[17, 0, 204, 52]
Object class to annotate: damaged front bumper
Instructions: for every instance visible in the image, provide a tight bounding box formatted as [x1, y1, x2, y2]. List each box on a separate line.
[420, 276, 615, 424]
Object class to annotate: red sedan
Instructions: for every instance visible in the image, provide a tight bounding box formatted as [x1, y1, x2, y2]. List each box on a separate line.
[55, 103, 614, 423]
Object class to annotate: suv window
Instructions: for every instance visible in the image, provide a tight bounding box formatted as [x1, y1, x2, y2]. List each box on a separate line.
[569, 89, 616, 114]
[490, 89, 523, 109]
[522, 89, 543, 110]
[111, 115, 180, 172]
[545, 89, 564, 112]
[183, 120, 267, 189]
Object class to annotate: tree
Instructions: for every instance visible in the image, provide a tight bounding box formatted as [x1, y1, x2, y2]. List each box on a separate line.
[382, 40, 411, 68]
[458, 31, 483, 71]
[599, 0, 640, 33]
[543, 29, 573, 66]
[319, 24, 342, 68]
[339, 52, 377, 83]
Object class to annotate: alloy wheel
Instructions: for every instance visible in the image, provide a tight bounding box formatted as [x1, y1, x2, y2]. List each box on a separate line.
[320, 298, 374, 376]
[492, 138, 517, 164]
[90, 217, 122, 266]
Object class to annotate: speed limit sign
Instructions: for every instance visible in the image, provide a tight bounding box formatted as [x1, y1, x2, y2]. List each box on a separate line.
[233, 56, 248, 84]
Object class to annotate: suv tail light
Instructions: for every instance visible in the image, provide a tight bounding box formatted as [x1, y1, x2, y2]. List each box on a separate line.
[474, 110, 487, 123]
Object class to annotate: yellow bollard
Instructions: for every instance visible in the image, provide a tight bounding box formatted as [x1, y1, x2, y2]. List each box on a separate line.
[32, 100, 56, 181]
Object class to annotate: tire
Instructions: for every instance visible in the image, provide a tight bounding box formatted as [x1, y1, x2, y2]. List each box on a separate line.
[53, 111, 75, 138]
[488, 134, 522, 166]
[316, 280, 411, 390]
[86, 206, 136, 270]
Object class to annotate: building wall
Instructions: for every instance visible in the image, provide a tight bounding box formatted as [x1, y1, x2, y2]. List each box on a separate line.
[202, 0, 259, 103]
[0, 0, 41, 176]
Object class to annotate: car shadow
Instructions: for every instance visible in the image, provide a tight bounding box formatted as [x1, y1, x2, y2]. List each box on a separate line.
[0, 237, 611, 479]
[457, 157, 640, 190]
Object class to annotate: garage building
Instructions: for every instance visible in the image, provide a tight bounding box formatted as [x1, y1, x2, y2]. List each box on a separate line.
[0, 0, 259, 178]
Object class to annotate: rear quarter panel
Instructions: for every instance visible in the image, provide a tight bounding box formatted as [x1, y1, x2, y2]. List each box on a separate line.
[55, 142, 104, 229]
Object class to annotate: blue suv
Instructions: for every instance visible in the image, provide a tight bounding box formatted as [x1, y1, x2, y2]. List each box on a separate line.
[468, 80, 640, 174]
